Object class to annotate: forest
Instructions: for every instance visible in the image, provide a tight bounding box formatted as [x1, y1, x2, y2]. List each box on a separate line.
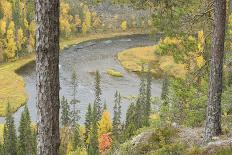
[0, 0, 232, 155]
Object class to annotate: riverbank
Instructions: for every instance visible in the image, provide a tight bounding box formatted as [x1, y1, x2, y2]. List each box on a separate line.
[0, 30, 150, 117]
[117, 46, 187, 79]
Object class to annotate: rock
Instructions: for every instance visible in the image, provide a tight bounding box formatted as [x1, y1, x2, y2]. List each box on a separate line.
[131, 131, 154, 147]
[103, 40, 113, 44]
[171, 122, 179, 128]
[212, 136, 220, 141]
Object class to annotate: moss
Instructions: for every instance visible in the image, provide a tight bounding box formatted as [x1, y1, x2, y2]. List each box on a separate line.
[0, 31, 148, 117]
[117, 46, 187, 79]
[107, 69, 123, 77]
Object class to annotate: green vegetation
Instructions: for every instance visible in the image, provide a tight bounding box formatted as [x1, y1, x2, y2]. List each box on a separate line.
[107, 69, 123, 77]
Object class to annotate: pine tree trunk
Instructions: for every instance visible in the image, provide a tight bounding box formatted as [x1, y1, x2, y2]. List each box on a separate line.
[35, 0, 60, 154]
[204, 0, 226, 142]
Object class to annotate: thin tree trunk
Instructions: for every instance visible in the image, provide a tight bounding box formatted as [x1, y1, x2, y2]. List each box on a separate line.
[35, 0, 60, 154]
[204, 0, 226, 142]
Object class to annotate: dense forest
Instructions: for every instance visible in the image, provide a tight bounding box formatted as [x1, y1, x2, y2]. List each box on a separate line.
[0, 0, 232, 155]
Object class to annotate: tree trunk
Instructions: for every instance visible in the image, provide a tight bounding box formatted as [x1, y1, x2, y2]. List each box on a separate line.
[35, 0, 60, 154]
[204, 0, 226, 142]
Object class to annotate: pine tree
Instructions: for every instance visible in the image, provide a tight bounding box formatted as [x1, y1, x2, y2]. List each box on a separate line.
[4, 103, 17, 155]
[94, 70, 102, 121]
[84, 103, 92, 144]
[60, 96, 70, 126]
[18, 105, 35, 155]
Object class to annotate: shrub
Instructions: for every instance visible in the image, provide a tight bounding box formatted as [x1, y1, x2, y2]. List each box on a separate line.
[121, 21, 127, 31]
[107, 69, 123, 77]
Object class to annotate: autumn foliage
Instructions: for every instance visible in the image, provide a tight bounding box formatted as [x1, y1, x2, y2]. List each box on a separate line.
[98, 133, 112, 153]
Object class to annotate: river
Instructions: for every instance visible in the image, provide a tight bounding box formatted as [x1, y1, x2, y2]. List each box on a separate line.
[0, 34, 162, 125]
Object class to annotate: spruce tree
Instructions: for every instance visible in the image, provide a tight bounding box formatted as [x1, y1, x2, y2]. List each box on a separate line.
[144, 68, 152, 126]
[72, 125, 82, 150]
[94, 70, 102, 121]
[84, 104, 92, 144]
[135, 66, 146, 128]
[88, 103, 99, 155]
[70, 70, 80, 126]
[112, 91, 122, 149]
[18, 105, 35, 155]
[161, 75, 169, 101]
[0, 142, 3, 155]
[124, 103, 136, 140]
[4, 103, 17, 155]
[103, 101, 107, 111]
[60, 96, 70, 126]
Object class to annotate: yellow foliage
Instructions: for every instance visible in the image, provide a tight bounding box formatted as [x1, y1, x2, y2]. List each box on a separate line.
[17, 28, 25, 52]
[160, 37, 181, 46]
[28, 22, 36, 53]
[24, 19, 29, 30]
[0, 20, 6, 35]
[150, 113, 160, 121]
[198, 30, 204, 53]
[195, 55, 205, 68]
[60, 2, 72, 37]
[68, 149, 87, 155]
[1, 1, 12, 19]
[84, 7, 91, 31]
[74, 15, 81, 27]
[121, 21, 127, 31]
[92, 17, 101, 29]
[98, 111, 112, 136]
[6, 21, 17, 59]
[82, 22, 88, 34]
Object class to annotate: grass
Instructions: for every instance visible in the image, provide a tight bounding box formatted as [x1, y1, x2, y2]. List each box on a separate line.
[107, 69, 123, 77]
[0, 30, 148, 117]
[117, 46, 187, 79]
[0, 56, 34, 116]
[0, 124, 3, 142]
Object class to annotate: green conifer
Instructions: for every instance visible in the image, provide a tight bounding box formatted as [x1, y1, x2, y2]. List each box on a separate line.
[70, 70, 80, 126]
[88, 103, 99, 155]
[18, 105, 35, 155]
[60, 96, 70, 126]
[144, 67, 152, 126]
[4, 103, 17, 155]
[84, 104, 92, 144]
[94, 70, 102, 121]
[112, 91, 122, 149]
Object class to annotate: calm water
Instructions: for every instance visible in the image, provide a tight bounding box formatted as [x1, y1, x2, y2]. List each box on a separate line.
[0, 34, 162, 125]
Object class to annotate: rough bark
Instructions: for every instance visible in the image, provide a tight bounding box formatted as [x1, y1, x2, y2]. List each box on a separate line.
[35, 0, 60, 154]
[204, 0, 226, 142]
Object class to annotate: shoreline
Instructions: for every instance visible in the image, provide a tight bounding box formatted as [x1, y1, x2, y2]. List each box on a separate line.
[0, 30, 150, 117]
